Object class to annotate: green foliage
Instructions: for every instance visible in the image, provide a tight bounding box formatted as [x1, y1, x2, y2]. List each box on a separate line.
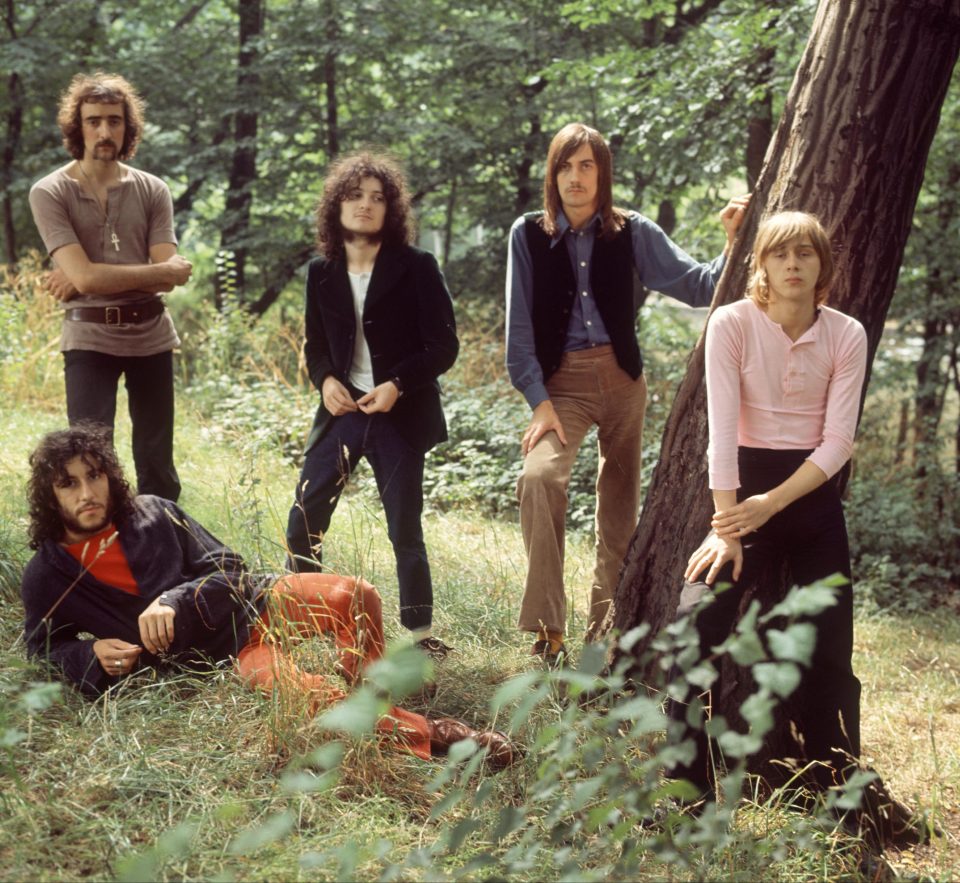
[3, 0, 820, 308]
[100, 581, 878, 881]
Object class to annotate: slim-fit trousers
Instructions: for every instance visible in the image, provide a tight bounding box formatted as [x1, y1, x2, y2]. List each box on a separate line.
[63, 348, 181, 502]
[517, 346, 647, 636]
[286, 410, 433, 632]
[668, 447, 862, 793]
[236, 573, 432, 759]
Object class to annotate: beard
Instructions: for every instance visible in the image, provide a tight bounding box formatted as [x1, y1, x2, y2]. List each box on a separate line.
[342, 229, 383, 244]
[60, 504, 113, 541]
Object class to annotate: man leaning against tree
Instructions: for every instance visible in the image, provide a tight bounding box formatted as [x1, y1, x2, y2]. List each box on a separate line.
[505, 122, 748, 663]
[29, 72, 192, 502]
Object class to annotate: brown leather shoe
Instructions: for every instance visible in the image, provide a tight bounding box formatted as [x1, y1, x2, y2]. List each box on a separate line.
[428, 717, 475, 754]
[474, 729, 520, 770]
[428, 717, 520, 770]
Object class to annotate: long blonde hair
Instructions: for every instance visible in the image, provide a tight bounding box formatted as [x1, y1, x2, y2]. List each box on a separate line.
[748, 211, 835, 307]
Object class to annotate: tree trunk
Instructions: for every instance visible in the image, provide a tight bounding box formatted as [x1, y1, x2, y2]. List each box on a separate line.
[2, 0, 22, 267]
[609, 0, 960, 847]
[323, 0, 339, 158]
[914, 314, 948, 473]
[952, 340, 960, 473]
[515, 80, 546, 217]
[912, 158, 960, 474]
[217, 0, 262, 307]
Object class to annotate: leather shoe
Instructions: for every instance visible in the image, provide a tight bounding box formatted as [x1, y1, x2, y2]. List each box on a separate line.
[428, 717, 520, 770]
[531, 639, 568, 667]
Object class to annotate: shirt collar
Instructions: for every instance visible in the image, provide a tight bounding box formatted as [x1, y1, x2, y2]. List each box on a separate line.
[550, 211, 602, 247]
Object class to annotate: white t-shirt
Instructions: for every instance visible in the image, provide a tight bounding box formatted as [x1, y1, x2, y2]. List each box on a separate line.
[347, 271, 375, 391]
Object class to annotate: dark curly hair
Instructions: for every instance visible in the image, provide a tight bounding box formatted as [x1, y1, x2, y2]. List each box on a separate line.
[315, 151, 415, 259]
[57, 71, 146, 161]
[27, 424, 135, 549]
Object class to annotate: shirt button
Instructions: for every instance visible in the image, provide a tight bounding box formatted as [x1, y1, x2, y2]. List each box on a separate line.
[580, 261, 587, 267]
[582, 291, 588, 297]
[586, 320, 592, 326]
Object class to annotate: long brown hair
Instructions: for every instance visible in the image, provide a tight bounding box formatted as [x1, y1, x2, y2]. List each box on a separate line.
[57, 72, 146, 161]
[748, 211, 835, 307]
[314, 151, 415, 259]
[541, 123, 626, 240]
[27, 424, 135, 549]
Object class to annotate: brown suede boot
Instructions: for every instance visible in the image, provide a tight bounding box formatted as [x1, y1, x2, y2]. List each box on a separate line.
[427, 717, 520, 770]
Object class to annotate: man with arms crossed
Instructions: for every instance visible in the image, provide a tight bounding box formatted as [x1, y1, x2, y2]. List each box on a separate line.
[29, 72, 192, 501]
[506, 121, 747, 661]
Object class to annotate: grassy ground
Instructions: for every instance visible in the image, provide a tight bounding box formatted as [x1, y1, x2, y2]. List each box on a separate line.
[1, 271, 958, 879]
[1, 399, 958, 881]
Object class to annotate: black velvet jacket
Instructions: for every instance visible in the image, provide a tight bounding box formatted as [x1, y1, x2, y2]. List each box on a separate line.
[301, 244, 459, 454]
[20, 496, 268, 697]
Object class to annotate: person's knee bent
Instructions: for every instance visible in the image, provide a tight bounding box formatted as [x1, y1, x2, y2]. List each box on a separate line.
[518, 453, 570, 502]
[347, 577, 383, 627]
[236, 644, 280, 690]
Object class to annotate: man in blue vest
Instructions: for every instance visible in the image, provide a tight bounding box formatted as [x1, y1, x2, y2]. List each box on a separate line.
[505, 122, 748, 662]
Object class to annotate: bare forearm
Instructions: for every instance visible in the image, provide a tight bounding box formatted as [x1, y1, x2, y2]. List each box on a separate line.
[712, 488, 738, 513]
[50, 244, 192, 298]
[64, 262, 180, 296]
[712, 459, 828, 538]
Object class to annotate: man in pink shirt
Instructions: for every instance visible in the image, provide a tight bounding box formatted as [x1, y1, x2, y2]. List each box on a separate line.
[669, 212, 868, 803]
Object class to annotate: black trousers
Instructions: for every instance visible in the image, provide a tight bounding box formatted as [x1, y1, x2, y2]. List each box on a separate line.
[286, 409, 433, 632]
[63, 349, 181, 502]
[668, 447, 861, 793]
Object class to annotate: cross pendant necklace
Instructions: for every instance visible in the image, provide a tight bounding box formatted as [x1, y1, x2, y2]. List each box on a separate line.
[77, 160, 123, 251]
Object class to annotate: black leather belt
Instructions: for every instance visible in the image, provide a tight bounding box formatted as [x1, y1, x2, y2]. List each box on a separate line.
[64, 299, 165, 325]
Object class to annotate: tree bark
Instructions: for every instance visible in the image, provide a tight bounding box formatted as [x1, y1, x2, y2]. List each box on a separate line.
[608, 0, 960, 846]
[323, 0, 339, 158]
[217, 0, 263, 307]
[2, 0, 22, 267]
[514, 79, 546, 217]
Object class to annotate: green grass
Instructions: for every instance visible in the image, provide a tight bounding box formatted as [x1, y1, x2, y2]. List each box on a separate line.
[2, 399, 958, 881]
[1, 266, 958, 880]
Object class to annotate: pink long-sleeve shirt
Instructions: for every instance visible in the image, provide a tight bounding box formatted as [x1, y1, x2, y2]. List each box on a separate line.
[705, 299, 868, 490]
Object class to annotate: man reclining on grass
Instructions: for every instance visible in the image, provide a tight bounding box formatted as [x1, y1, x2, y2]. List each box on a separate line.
[20, 423, 517, 769]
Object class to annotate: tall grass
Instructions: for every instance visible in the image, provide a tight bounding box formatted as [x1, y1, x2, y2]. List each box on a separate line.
[0, 262, 957, 880]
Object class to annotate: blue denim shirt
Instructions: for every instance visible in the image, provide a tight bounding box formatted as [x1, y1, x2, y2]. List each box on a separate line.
[505, 210, 725, 409]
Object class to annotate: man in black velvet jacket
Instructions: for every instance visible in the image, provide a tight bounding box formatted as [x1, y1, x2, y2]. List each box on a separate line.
[285, 152, 458, 655]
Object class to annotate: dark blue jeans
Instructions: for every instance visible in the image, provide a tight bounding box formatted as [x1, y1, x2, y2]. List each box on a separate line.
[668, 447, 861, 794]
[285, 410, 433, 632]
[63, 349, 181, 501]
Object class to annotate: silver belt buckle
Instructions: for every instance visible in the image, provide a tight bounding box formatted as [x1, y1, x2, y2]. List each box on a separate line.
[105, 306, 121, 326]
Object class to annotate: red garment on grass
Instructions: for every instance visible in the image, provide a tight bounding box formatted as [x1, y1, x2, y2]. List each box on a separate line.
[64, 524, 139, 595]
[235, 572, 432, 760]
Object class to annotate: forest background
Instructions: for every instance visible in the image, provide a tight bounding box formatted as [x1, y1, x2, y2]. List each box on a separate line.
[1, 0, 959, 880]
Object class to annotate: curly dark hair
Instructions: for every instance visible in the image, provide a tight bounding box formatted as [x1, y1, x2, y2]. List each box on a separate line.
[57, 71, 146, 161]
[27, 424, 135, 549]
[315, 151, 415, 259]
